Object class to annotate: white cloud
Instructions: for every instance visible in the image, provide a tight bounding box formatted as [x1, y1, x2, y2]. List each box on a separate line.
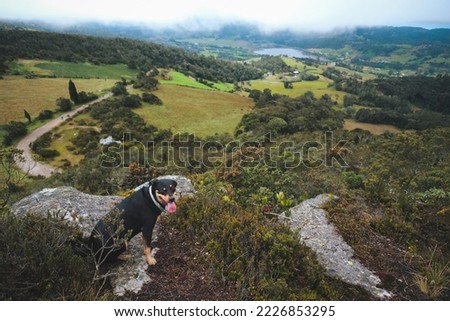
[1, 0, 449, 31]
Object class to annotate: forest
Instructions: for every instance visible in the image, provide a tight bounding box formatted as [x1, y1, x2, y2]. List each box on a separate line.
[323, 67, 450, 129]
[0, 28, 262, 82]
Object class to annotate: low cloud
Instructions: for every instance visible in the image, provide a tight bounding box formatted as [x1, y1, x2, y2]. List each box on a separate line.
[1, 0, 449, 33]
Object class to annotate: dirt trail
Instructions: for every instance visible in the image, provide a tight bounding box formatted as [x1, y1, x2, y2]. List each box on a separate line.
[15, 92, 113, 177]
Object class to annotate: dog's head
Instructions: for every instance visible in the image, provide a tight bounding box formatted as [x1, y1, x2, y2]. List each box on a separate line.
[152, 179, 177, 213]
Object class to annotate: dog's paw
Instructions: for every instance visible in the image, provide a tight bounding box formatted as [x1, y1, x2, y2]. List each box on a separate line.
[146, 256, 157, 266]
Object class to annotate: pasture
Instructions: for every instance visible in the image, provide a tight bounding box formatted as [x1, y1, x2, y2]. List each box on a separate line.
[46, 126, 87, 168]
[11, 59, 136, 79]
[0, 76, 117, 124]
[246, 57, 346, 103]
[159, 70, 214, 90]
[159, 70, 234, 91]
[344, 119, 401, 135]
[134, 84, 253, 137]
[249, 76, 345, 104]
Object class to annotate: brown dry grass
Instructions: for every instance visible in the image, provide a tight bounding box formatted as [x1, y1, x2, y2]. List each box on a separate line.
[344, 119, 401, 135]
[0, 76, 116, 124]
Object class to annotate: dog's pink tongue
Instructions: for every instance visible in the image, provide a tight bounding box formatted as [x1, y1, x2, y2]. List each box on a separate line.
[166, 202, 177, 213]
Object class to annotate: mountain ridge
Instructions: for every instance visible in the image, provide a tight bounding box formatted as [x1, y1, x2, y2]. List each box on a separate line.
[2, 20, 449, 47]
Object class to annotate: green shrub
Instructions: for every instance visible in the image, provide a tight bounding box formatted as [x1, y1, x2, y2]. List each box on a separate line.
[122, 94, 142, 108]
[168, 178, 340, 300]
[37, 148, 60, 159]
[2, 121, 27, 146]
[0, 209, 98, 300]
[30, 132, 60, 159]
[342, 171, 365, 189]
[142, 92, 163, 105]
[371, 213, 417, 244]
[37, 109, 54, 121]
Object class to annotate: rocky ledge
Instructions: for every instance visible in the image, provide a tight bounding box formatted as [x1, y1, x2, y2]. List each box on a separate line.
[281, 194, 391, 299]
[11, 180, 390, 299]
[11, 175, 195, 296]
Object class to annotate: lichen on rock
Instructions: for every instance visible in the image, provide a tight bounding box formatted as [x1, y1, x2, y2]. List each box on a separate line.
[281, 194, 392, 299]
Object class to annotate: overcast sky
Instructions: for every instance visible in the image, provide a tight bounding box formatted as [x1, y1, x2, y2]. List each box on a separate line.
[1, 0, 450, 32]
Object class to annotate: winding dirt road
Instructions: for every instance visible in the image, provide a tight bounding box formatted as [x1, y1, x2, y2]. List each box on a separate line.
[16, 92, 113, 177]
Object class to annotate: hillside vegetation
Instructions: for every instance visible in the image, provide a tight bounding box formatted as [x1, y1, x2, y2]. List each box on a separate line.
[13, 21, 449, 74]
[1, 26, 449, 301]
[0, 28, 262, 82]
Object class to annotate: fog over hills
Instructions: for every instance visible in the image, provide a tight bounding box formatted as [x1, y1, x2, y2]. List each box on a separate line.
[1, 0, 450, 33]
[2, 19, 449, 50]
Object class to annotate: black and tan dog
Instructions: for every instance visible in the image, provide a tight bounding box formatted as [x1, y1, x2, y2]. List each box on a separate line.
[89, 178, 177, 266]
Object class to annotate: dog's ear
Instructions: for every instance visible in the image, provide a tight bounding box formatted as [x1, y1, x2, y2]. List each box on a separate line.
[171, 180, 177, 188]
[149, 178, 158, 186]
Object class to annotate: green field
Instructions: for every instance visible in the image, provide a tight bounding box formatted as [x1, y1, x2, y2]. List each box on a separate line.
[248, 76, 345, 104]
[160, 71, 214, 90]
[242, 57, 348, 103]
[0, 76, 117, 124]
[134, 84, 253, 137]
[11, 59, 136, 79]
[47, 126, 87, 167]
[160, 70, 234, 91]
[181, 38, 257, 60]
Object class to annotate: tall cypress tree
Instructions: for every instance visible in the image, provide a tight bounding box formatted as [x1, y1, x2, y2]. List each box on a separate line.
[24, 109, 31, 123]
[68, 80, 79, 104]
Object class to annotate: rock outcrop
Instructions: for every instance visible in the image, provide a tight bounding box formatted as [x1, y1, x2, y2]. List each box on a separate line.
[11, 175, 195, 296]
[281, 194, 392, 299]
[11, 180, 390, 299]
[11, 186, 122, 237]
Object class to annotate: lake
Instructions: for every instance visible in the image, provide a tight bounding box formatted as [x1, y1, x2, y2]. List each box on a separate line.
[254, 48, 317, 59]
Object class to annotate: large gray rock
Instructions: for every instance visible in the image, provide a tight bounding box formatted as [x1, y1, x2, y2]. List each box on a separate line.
[11, 186, 122, 237]
[10, 175, 195, 296]
[281, 194, 392, 299]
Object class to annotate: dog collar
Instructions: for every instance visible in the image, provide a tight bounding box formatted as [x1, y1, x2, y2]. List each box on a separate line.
[149, 185, 166, 212]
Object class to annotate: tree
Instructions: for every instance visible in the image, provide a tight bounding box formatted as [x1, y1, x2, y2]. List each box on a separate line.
[343, 95, 356, 107]
[56, 97, 72, 112]
[122, 94, 142, 108]
[142, 92, 163, 105]
[68, 80, 79, 104]
[283, 81, 293, 89]
[267, 117, 288, 134]
[77, 91, 98, 103]
[24, 109, 31, 123]
[248, 89, 262, 102]
[3, 121, 27, 146]
[37, 110, 54, 120]
[112, 83, 128, 96]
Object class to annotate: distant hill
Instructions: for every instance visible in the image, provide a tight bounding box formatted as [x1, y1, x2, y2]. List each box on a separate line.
[2, 20, 449, 48]
[1, 20, 448, 76]
[0, 27, 262, 82]
[354, 26, 450, 44]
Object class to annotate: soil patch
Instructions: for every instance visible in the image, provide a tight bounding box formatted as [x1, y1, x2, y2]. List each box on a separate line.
[130, 220, 239, 301]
